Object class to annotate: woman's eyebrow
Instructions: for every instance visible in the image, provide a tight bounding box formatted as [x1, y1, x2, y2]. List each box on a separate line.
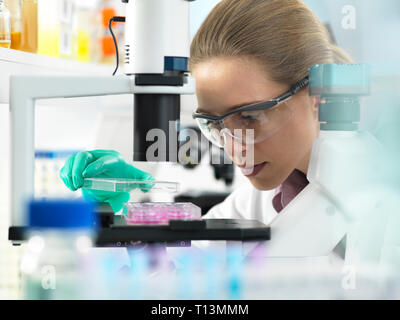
[196, 100, 264, 115]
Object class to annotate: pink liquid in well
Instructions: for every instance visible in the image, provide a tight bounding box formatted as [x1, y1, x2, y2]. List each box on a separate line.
[124, 203, 201, 225]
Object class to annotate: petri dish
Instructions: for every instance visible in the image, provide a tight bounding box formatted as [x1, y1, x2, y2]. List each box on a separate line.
[82, 178, 179, 193]
[124, 202, 201, 225]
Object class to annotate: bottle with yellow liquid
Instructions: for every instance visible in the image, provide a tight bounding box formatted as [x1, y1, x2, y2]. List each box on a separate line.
[0, 0, 11, 48]
[59, 0, 76, 60]
[20, 0, 37, 53]
[76, 1, 96, 63]
[4, 0, 22, 50]
[37, 0, 59, 57]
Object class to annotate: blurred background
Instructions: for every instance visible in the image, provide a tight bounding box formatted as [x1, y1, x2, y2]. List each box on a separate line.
[0, 0, 399, 299]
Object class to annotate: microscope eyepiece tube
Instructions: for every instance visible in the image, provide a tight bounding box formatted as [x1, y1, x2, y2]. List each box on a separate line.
[133, 94, 180, 162]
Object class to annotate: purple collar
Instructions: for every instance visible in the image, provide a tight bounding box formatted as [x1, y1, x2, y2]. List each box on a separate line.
[272, 169, 309, 213]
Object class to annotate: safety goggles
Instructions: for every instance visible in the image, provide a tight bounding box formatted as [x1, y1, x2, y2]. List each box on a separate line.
[192, 76, 309, 148]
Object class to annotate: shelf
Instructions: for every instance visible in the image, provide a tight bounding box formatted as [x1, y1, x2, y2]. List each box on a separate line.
[0, 47, 116, 104]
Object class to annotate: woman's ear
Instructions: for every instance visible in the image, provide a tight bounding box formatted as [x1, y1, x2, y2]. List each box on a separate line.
[311, 96, 320, 121]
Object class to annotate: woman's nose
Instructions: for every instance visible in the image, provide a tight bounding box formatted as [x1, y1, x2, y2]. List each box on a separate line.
[222, 130, 249, 166]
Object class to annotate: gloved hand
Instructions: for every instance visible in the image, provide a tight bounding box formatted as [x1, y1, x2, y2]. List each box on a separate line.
[59, 150, 154, 212]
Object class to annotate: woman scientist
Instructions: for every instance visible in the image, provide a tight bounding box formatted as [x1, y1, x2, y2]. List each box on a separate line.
[60, 0, 352, 231]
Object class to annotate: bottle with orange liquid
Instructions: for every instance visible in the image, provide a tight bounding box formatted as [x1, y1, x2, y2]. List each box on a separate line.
[0, 0, 11, 48]
[20, 0, 37, 53]
[4, 0, 21, 50]
[100, 0, 116, 64]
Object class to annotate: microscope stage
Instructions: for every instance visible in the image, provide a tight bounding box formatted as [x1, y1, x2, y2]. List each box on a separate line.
[9, 215, 270, 247]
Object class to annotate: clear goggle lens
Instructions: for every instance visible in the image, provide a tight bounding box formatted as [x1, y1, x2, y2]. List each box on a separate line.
[196, 101, 293, 148]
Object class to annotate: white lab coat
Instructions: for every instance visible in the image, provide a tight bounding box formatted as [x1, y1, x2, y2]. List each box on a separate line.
[164, 179, 351, 299]
[203, 180, 278, 224]
[185, 179, 346, 270]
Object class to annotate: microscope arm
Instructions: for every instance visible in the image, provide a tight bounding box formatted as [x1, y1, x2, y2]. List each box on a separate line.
[9, 75, 195, 232]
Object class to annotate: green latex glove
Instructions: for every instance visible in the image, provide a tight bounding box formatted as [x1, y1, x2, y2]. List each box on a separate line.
[59, 150, 154, 212]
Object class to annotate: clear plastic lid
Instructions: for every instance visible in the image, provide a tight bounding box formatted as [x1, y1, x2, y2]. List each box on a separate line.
[82, 178, 179, 193]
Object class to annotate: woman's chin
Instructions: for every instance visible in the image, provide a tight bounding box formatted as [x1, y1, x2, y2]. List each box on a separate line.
[246, 175, 281, 191]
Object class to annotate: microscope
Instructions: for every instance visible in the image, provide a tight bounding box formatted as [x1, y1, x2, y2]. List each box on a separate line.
[8, 0, 270, 247]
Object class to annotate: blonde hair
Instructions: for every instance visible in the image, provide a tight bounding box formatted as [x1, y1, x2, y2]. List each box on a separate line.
[189, 0, 353, 85]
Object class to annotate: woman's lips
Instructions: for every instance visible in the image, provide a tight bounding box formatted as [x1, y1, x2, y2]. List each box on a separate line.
[239, 162, 268, 177]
